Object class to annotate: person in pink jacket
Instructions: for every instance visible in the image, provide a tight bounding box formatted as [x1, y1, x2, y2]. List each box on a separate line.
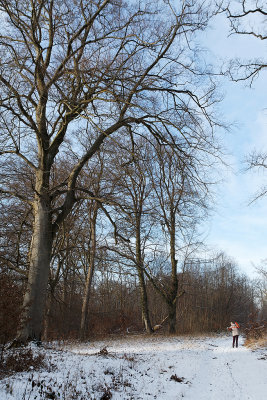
[228, 322, 240, 348]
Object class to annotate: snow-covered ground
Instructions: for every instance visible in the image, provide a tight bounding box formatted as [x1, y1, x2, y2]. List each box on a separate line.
[0, 334, 266, 399]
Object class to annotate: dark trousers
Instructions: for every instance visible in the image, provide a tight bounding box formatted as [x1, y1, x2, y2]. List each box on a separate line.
[233, 335, 239, 348]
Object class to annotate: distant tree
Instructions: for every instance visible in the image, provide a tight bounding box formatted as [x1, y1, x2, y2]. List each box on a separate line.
[147, 144, 209, 333]
[254, 261, 267, 320]
[0, 198, 31, 278]
[106, 138, 155, 333]
[78, 152, 107, 340]
[179, 253, 256, 332]
[0, 273, 24, 348]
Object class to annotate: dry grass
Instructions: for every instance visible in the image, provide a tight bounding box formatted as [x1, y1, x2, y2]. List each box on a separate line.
[244, 334, 267, 349]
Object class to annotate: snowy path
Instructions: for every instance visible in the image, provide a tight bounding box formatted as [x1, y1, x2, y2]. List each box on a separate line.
[0, 335, 266, 399]
[172, 336, 267, 400]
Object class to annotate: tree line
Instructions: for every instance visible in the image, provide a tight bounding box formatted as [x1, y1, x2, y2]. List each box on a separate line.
[0, 137, 258, 341]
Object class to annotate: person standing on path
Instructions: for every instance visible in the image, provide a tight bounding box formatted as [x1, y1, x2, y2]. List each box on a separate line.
[228, 322, 240, 348]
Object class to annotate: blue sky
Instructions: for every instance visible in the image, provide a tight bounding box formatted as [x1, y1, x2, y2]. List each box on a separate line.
[200, 13, 267, 278]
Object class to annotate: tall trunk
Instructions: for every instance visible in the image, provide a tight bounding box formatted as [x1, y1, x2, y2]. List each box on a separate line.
[168, 211, 178, 334]
[136, 217, 153, 334]
[44, 258, 62, 340]
[14, 69, 54, 344]
[137, 268, 153, 333]
[167, 301, 177, 334]
[80, 204, 98, 339]
[16, 195, 52, 342]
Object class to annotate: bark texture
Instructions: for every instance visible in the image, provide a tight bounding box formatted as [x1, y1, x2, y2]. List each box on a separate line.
[17, 196, 52, 342]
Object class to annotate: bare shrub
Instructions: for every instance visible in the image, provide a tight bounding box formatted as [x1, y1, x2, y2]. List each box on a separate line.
[0, 348, 46, 378]
[244, 313, 267, 347]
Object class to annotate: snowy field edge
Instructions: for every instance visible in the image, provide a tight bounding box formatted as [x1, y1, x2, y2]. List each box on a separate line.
[0, 334, 266, 400]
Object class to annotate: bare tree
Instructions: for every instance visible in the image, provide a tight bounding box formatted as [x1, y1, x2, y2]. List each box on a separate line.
[78, 153, 108, 339]
[0, 0, 221, 342]
[78, 201, 99, 338]
[254, 260, 267, 320]
[244, 151, 267, 203]
[146, 144, 209, 333]
[217, 1, 267, 202]
[0, 199, 31, 278]
[220, 0, 267, 83]
[105, 137, 155, 333]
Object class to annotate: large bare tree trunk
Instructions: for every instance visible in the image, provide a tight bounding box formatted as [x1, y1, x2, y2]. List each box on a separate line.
[16, 196, 52, 342]
[168, 212, 178, 334]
